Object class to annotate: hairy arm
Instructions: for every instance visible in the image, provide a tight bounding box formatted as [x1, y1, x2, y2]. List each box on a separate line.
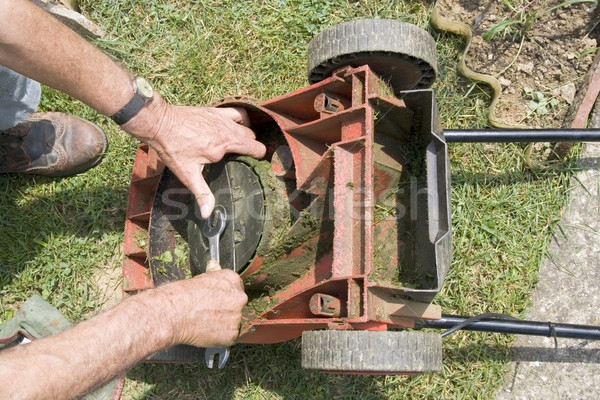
[0, 267, 247, 400]
[0, 0, 266, 217]
[0, 0, 131, 117]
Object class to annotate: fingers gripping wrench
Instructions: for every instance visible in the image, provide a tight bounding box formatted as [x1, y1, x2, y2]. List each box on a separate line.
[201, 205, 230, 369]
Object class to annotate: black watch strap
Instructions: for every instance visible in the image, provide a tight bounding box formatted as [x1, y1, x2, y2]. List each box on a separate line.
[110, 93, 148, 125]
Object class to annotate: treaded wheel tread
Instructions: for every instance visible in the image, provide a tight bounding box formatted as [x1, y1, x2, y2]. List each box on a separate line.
[307, 19, 438, 92]
[302, 330, 442, 372]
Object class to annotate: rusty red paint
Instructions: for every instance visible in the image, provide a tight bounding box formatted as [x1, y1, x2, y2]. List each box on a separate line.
[309, 293, 342, 317]
[238, 322, 329, 344]
[248, 272, 268, 286]
[332, 144, 356, 278]
[269, 248, 334, 304]
[122, 257, 153, 292]
[122, 144, 163, 294]
[240, 256, 264, 278]
[124, 65, 441, 362]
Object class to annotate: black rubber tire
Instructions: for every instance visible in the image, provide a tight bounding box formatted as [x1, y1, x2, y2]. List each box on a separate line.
[301, 330, 442, 373]
[307, 19, 438, 93]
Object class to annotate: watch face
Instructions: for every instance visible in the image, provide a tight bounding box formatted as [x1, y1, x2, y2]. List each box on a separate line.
[135, 77, 154, 99]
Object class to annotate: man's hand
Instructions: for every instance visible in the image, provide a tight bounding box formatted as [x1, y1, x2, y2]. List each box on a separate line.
[2, 1, 267, 219]
[0, 259, 247, 400]
[122, 93, 266, 218]
[156, 261, 248, 348]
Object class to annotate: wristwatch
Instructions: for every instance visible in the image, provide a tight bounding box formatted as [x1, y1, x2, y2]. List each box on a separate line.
[110, 76, 154, 125]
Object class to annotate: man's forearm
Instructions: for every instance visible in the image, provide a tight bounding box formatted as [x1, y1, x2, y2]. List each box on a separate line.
[0, 0, 133, 118]
[0, 289, 174, 400]
[0, 0, 267, 217]
[0, 269, 246, 400]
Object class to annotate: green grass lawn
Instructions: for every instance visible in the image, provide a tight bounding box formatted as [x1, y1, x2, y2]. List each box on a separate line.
[0, 0, 577, 398]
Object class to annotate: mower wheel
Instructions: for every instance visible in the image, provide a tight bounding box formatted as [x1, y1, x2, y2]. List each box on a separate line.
[301, 330, 442, 374]
[307, 19, 437, 94]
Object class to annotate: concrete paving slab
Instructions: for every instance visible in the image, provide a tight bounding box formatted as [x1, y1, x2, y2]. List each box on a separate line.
[496, 107, 600, 399]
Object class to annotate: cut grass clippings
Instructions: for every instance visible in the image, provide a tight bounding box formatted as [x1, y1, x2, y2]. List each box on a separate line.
[0, 0, 579, 399]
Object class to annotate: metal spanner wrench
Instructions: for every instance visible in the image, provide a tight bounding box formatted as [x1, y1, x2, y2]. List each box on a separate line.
[200, 205, 230, 369]
[201, 204, 227, 265]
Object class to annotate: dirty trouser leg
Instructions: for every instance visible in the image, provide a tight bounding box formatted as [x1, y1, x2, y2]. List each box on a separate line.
[0, 65, 41, 130]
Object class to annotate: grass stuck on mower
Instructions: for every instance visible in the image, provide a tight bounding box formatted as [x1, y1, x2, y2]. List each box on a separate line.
[121, 19, 600, 375]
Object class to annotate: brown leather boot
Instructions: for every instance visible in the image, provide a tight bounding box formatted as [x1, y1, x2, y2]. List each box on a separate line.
[0, 112, 107, 176]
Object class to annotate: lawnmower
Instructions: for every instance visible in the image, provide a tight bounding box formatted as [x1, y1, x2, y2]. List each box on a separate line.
[121, 19, 600, 375]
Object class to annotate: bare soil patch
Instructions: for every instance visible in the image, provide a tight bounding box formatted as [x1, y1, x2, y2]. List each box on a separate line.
[436, 0, 599, 128]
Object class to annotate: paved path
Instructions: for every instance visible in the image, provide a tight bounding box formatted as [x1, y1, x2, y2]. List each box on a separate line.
[496, 108, 600, 400]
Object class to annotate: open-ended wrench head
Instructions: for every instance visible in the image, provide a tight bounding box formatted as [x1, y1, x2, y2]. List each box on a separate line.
[201, 205, 227, 238]
[205, 347, 230, 369]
